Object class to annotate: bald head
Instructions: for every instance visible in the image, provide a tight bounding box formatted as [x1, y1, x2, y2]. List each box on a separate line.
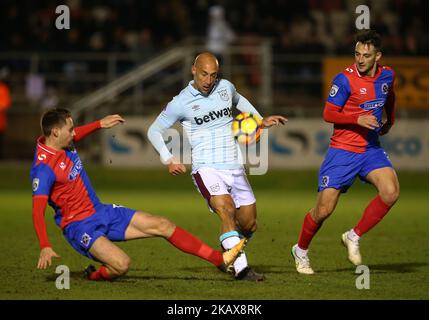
[193, 52, 219, 69]
[192, 52, 219, 94]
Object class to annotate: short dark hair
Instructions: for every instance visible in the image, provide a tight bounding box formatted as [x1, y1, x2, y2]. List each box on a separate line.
[41, 108, 72, 136]
[355, 30, 382, 51]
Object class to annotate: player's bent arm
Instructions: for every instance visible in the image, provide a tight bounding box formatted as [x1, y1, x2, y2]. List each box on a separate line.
[147, 119, 174, 164]
[323, 102, 359, 124]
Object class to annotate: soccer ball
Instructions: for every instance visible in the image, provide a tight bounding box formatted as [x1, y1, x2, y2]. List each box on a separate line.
[232, 112, 263, 145]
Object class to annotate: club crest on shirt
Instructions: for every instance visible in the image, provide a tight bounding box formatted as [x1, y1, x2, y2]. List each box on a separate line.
[218, 89, 229, 101]
[321, 176, 329, 188]
[32, 178, 40, 192]
[382, 83, 389, 95]
[329, 85, 339, 97]
[81, 233, 92, 247]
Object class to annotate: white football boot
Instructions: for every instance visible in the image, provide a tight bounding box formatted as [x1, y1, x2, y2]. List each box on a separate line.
[341, 231, 362, 265]
[291, 244, 315, 275]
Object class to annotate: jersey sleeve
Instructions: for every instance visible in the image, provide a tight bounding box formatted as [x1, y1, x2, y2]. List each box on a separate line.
[73, 120, 101, 143]
[326, 73, 351, 108]
[384, 71, 396, 124]
[32, 195, 51, 249]
[30, 164, 55, 249]
[156, 98, 183, 128]
[31, 164, 56, 197]
[147, 99, 182, 163]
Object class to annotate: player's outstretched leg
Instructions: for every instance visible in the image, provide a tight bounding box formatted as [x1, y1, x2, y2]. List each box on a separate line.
[168, 226, 247, 269]
[125, 211, 246, 270]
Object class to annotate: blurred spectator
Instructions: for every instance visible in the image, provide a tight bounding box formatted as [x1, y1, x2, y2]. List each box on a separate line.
[132, 28, 156, 63]
[25, 73, 45, 104]
[0, 68, 11, 159]
[40, 86, 60, 112]
[206, 5, 236, 61]
[0, 0, 426, 55]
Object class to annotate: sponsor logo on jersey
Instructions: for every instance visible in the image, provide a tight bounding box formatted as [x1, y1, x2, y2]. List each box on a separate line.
[218, 89, 229, 101]
[192, 105, 200, 111]
[68, 158, 83, 180]
[59, 162, 66, 170]
[359, 88, 367, 95]
[194, 107, 232, 125]
[32, 178, 40, 192]
[329, 85, 339, 97]
[38, 154, 47, 161]
[359, 98, 385, 111]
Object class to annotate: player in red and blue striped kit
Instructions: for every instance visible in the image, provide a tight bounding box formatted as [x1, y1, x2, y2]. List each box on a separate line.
[31, 108, 245, 281]
[291, 30, 400, 274]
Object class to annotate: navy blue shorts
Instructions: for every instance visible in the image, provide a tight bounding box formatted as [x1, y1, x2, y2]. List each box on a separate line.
[318, 147, 393, 193]
[63, 204, 136, 260]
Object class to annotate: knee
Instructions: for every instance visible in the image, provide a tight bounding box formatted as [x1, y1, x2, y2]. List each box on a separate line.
[240, 219, 257, 236]
[380, 186, 400, 206]
[113, 256, 131, 276]
[313, 205, 333, 223]
[156, 217, 175, 237]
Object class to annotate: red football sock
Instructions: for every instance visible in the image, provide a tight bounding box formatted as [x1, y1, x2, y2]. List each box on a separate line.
[298, 212, 322, 250]
[167, 226, 224, 267]
[88, 265, 113, 281]
[354, 195, 392, 236]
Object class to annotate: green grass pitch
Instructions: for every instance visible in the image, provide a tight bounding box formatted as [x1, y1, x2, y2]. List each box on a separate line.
[0, 165, 428, 299]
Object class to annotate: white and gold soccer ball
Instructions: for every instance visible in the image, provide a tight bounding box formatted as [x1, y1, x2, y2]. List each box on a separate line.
[232, 112, 263, 145]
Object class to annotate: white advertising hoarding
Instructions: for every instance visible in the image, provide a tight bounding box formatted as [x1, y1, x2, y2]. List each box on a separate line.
[102, 117, 429, 170]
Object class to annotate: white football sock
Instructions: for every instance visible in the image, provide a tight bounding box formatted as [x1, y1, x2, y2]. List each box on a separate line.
[295, 245, 308, 258]
[221, 236, 248, 275]
[347, 229, 361, 242]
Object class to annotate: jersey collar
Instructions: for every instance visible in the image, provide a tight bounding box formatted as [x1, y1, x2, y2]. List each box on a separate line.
[353, 63, 382, 78]
[37, 136, 59, 155]
[187, 80, 219, 97]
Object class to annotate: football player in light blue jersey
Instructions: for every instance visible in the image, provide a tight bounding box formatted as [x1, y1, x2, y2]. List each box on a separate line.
[148, 52, 287, 281]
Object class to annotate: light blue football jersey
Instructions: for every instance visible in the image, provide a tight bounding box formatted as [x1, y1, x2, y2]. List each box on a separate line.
[148, 79, 262, 171]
